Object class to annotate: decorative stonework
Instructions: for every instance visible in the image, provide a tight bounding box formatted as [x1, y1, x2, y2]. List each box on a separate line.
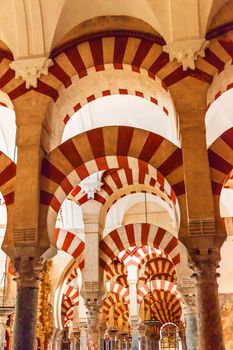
[10, 57, 53, 88]
[189, 218, 215, 235]
[80, 180, 103, 199]
[37, 261, 53, 349]
[163, 39, 209, 70]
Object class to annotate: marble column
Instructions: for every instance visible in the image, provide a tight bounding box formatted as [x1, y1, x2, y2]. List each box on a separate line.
[131, 324, 139, 350]
[139, 325, 146, 350]
[109, 329, 117, 350]
[185, 310, 198, 350]
[51, 329, 63, 350]
[0, 314, 7, 349]
[148, 334, 159, 350]
[191, 251, 225, 350]
[80, 325, 87, 350]
[70, 331, 80, 350]
[12, 257, 43, 350]
[104, 335, 110, 350]
[86, 299, 100, 350]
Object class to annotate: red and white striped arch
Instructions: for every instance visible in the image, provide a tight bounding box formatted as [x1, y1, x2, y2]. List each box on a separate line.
[138, 256, 176, 284]
[63, 284, 79, 305]
[0, 151, 16, 205]
[99, 223, 180, 270]
[41, 126, 184, 247]
[105, 260, 127, 281]
[54, 228, 85, 268]
[143, 290, 181, 324]
[208, 126, 233, 230]
[70, 168, 179, 214]
[44, 32, 177, 150]
[105, 282, 129, 302]
[137, 279, 182, 304]
[61, 285, 79, 325]
[137, 248, 173, 271]
[102, 293, 128, 314]
[67, 266, 79, 283]
[118, 245, 171, 268]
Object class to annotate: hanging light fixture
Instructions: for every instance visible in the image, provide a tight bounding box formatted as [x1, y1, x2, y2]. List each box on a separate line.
[143, 193, 161, 327]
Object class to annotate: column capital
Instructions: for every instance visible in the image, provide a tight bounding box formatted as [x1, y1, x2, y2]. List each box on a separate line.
[189, 249, 220, 280]
[13, 256, 43, 288]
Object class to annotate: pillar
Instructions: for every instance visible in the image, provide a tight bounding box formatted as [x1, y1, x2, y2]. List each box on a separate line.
[104, 333, 110, 350]
[80, 324, 87, 350]
[70, 331, 80, 350]
[131, 323, 139, 350]
[139, 325, 146, 350]
[99, 327, 105, 350]
[185, 310, 197, 350]
[12, 257, 43, 350]
[109, 329, 117, 350]
[0, 314, 7, 349]
[191, 250, 225, 350]
[86, 299, 100, 349]
[82, 202, 102, 350]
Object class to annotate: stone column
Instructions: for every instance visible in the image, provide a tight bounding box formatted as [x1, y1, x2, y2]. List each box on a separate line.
[185, 309, 198, 350]
[139, 325, 146, 350]
[104, 333, 110, 350]
[70, 331, 80, 350]
[99, 327, 105, 350]
[51, 329, 62, 350]
[154, 334, 160, 350]
[86, 299, 100, 349]
[80, 324, 87, 350]
[131, 323, 139, 350]
[190, 250, 225, 350]
[0, 314, 7, 349]
[109, 329, 118, 350]
[12, 257, 43, 350]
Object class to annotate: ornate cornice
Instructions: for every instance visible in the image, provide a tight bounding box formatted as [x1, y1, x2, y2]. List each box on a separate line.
[50, 30, 166, 58]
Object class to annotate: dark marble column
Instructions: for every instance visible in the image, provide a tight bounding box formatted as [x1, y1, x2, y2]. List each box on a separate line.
[191, 250, 225, 350]
[12, 257, 43, 350]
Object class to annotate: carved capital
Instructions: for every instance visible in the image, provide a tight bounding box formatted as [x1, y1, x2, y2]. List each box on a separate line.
[13, 256, 43, 288]
[10, 56, 53, 88]
[80, 180, 103, 199]
[189, 249, 221, 281]
[163, 39, 209, 70]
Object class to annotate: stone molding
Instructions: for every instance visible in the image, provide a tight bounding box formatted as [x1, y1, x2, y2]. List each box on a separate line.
[163, 39, 209, 70]
[10, 57, 53, 88]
